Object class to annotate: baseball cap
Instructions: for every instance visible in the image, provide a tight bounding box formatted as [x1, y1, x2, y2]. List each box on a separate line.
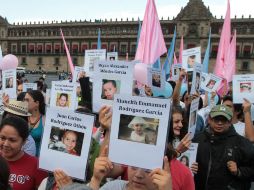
[210, 105, 233, 121]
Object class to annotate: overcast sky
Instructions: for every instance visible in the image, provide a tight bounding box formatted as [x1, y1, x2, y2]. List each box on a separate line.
[0, 0, 253, 24]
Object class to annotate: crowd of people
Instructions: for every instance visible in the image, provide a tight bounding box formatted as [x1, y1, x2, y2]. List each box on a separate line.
[0, 68, 254, 190]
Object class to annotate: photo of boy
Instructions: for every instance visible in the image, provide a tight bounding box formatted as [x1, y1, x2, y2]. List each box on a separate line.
[118, 115, 159, 145]
[206, 79, 216, 89]
[240, 82, 252, 93]
[56, 93, 70, 107]
[101, 79, 120, 100]
[187, 55, 196, 68]
[5, 77, 13, 88]
[152, 73, 161, 87]
[48, 127, 84, 156]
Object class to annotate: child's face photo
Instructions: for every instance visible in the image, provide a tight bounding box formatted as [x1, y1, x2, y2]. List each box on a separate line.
[118, 115, 159, 145]
[240, 82, 252, 93]
[152, 73, 161, 87]
[6, 77, 13, 88]
[195, 74, 200, 91]
[206, 80, 216, 89]
[187, 55, 196, 68]
[102, 80, 119, 100]
[62, 131, 77, 151]
[48, 127, 84, 156]
[58, 94, 69, 107]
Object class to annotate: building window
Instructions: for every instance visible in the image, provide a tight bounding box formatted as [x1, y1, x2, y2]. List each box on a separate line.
[187, 44, 195, 49]
[130, 44, 136, 55]
[37, 45, 43, 53]
[21, 45, 27, 53]
[37, 57, 43, 65]
[211, 45, 218, 57]
[102, 44, 107, 50]
[241, 62, 250, 70]
[54, 44, 60, 54]
[21, 57, 26, 65]
[120, 44, 127, 54]
[63, 44, 70, 53]
[73, 57, 78, 66]
[54, 57, 60, 65]
[92, 44, 97, 49]
[72, 44, 79, 54]
[46, 45, 52, 53]
[29, 45, 35, 53]
[11, 45, 17, 53]
[243, 46, 251, 57]
[236, 45, 240, 58]
[56, 66, 59, 71]
[81, 44, 88, 52]
[110, 44, 117, 52]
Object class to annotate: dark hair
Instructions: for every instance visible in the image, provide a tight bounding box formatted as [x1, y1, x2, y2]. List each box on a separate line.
[34, 80, 43, 91]
[167, 106, 187, 144]
[2, 111, 29, 123]
[17, 92, 26, 101]
[26, 90, 46, 115]
[39, 77, 45, 81]
[180, 155, 190, 167]
[222, 95, 243, 119]
[103, 80, 117, 88]
[222, 95, 233, 103]
[0, 156, 10, 190]
[0, 116, 29, 141]
[59, 93, 68, 101]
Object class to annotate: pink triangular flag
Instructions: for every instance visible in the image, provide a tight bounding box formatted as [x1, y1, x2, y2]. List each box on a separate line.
[214, 0, 231, 78]
[135, 0, 167, 64]
[174, 52, 178, 64]
[60, 28, 74, 76]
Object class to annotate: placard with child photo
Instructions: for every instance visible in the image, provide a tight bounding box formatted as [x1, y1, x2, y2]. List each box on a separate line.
[23, 83, 37, 92]
[73, 66, 85, 84]
[107, 52, 118, 61]
[39, 107, 95, 180]
[188, 97, 200, 139]
[92, 60, 134, 112]
[147, 68, 165, 92]
[50, 81, 77, 110]
[233, 74, 254, 103]
[190, 63, 203, 95]
[201, 73, 222, 93]
[2, 69, 17, 99]
[109, 94, 171, 170]
[182, 47, 201, 71]
[84, 49, 106, 77]
[171, 64, 182, 81]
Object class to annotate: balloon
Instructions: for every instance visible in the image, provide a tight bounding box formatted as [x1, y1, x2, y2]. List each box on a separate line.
[208, 92, 219, 105]
[152, 82, 173, 98]
[0, 54, 19, 70]
[134, 63, 148, 85]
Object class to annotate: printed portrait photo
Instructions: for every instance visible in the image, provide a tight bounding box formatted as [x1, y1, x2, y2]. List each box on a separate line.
[89, 57, 100, 72]
[5, 77, 14, 89]
[132, 80, 141, 96]
[109, 56, 115, 61]
[118, 114, 159, 145]
[187, 55, 196, 68]
[195, 72, 201, 92]
[187, 71, 193, 93]
[179, 153, 190, 167]
[48, 126, 84, 156]
[240, 82, 252, 93]
[189, 110, 197, 127]
[206, 79, 216, 89]
[152, 73, 161, 88]
[101, 79, 121, 100]
[56, 93, 71, 108]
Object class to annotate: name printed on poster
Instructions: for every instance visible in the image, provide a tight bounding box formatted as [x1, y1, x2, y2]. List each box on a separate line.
[54, 84, 74, 92]
[98, 63, 129, 74]
[50, 113, 86, 129]
[116, 98, 168, 116]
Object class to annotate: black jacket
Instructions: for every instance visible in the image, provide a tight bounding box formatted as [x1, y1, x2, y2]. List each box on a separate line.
[193, 126, 254, 190]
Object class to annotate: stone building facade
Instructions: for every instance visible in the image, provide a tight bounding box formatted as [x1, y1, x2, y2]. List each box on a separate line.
[0, 0, 253, 73]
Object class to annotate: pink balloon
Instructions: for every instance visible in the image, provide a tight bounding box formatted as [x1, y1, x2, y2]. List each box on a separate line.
[0, 54, 19, 70]
[134, 63, 148, 85]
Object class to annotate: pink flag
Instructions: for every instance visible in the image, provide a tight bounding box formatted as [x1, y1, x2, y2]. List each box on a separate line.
[225, 30, 236, 82]
[60, 28, 74, 75]
[214, 0, 231, 78]
[135, 0, 167, 64]
[174, 52, 178, 64]
[179, 36, 184, 63]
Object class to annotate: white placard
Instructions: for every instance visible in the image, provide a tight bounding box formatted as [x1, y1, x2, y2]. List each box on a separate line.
[23, 83, 37, 92]
[182, 47, 201, 71]
[84, 49, 106, 77]
[50, 81, 76, 110]
[147, 68, 165, 92]
[2, 69, 17, 99]
[92, 61, 134, 112]
[73, 66, 85, 84]
[200, 72, 209, 90]
[201, 74, 222, 93]
[188, 97, 200, 139]
[46, 89, 51, 105]
[109, 94, 171, 170]
[190, 63, 203, 95]
[177, 143, 198, 174]
[233, 74, 254, 103]
[171, 64, 182, 81]
[39, 107, 94, 180]
[107, 52, 118, 61]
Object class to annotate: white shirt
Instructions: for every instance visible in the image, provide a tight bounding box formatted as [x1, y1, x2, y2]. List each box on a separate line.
[233, 121, 245, 137]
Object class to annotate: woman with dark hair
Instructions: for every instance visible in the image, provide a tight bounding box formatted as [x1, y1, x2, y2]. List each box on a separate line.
[0, 116, 47, 190]
[0, 156, 11, 190]
[24, 90, 46, 156]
